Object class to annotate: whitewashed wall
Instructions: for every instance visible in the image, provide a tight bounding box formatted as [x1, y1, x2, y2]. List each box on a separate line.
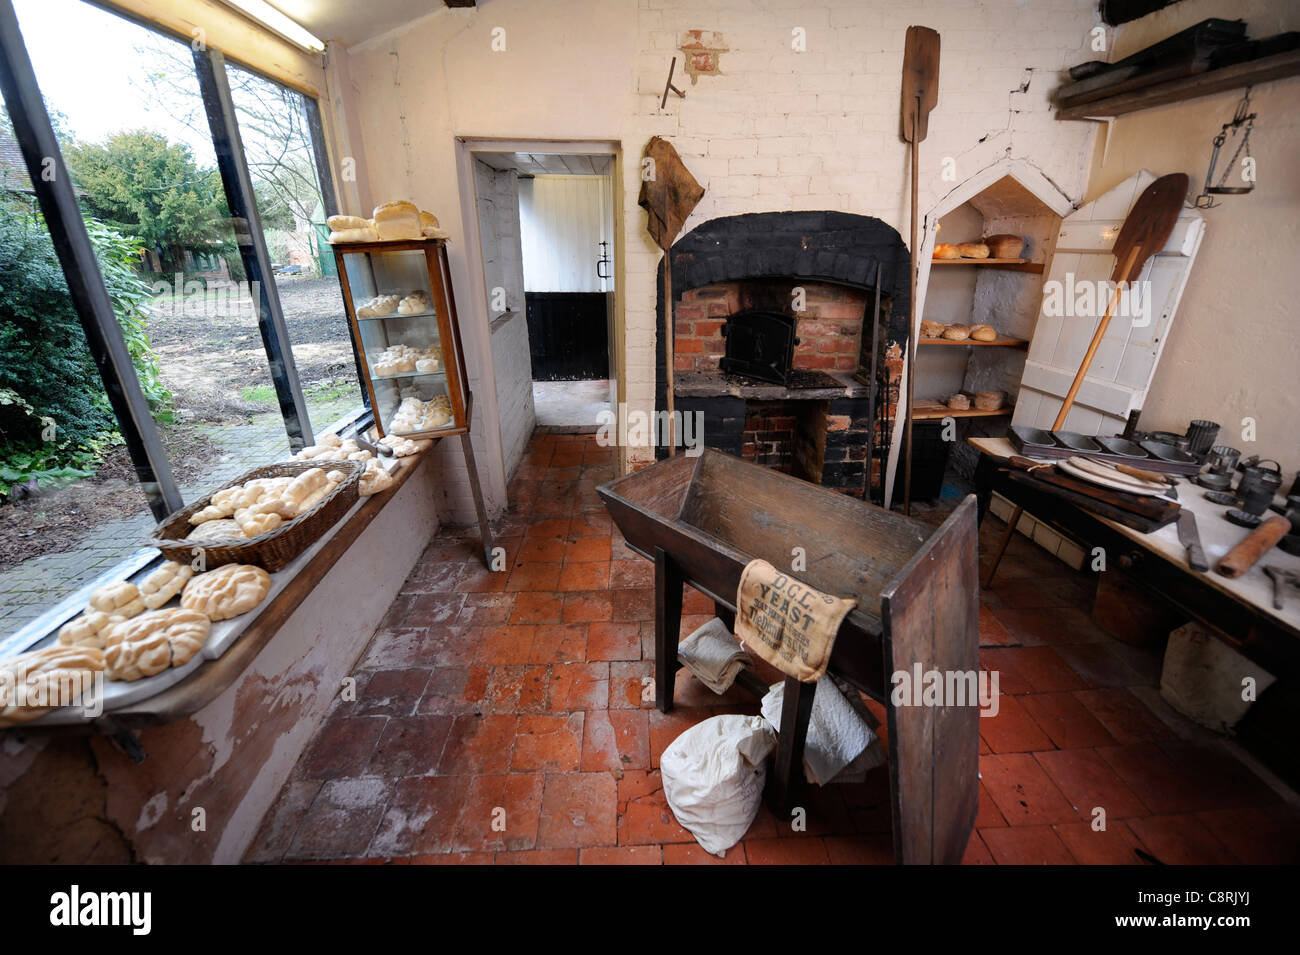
[343, 0, 1102, 486]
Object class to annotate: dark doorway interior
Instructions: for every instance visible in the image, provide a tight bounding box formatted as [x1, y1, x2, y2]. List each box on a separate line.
[526, 292, 609, 381]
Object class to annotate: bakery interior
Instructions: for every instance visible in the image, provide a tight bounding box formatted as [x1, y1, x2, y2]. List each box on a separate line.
[0, 0, 1298, 870]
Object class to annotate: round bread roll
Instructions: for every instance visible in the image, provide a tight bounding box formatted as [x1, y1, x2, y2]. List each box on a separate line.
[970, 324, 997, 342]
[947, 393, 971, 411]
[920, 319, 945, 339]
[974, 391, 1003, 411]
[933, 243, 960, 259]
[957, 242, 990, 259]
[942, 323, 970, 341]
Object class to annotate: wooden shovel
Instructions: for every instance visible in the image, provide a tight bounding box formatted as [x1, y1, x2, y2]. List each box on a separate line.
[900, 25, 940, 515]
[983, 173, 1189, 587]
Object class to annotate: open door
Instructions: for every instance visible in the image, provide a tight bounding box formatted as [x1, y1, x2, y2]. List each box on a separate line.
[1012, 170, 1205, 435]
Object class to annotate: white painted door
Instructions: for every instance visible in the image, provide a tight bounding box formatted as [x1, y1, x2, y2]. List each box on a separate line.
[518, 174, 610, 293]
[1012, 170, 1204, 436]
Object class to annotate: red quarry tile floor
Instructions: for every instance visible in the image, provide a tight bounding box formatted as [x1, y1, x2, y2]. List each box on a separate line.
[245, 432, 1300, 865]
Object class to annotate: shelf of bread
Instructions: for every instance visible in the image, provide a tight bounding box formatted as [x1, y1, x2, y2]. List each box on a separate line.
[371, 369, 448, 383]
[356, 309, 438, 323]
[327, 200, 449, 243]
[919, 336, 1027, 347]
[912, 401, 1013, 421]
[932, 258, 1043, 273]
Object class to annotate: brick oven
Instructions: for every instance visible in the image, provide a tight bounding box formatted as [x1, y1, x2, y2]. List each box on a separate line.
[655, 211, 911, 498]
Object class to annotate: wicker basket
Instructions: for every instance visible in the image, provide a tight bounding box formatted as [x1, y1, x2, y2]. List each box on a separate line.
[146, 460, 365, 572]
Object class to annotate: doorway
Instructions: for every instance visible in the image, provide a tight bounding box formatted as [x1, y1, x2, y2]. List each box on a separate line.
[466, 146, 620, 436]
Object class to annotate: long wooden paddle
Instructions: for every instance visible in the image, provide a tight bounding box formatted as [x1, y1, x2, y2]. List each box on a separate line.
[900, 25, 939, 515]
[1050, 172, 1188, 430]
[984, 172, 1188, 588]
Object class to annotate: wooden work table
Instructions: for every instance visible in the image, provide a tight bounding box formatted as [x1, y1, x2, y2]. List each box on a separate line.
[970, 436, 1300, 679]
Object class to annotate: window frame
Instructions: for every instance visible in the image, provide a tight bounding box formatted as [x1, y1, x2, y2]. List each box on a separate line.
[0, 0, 372, 654]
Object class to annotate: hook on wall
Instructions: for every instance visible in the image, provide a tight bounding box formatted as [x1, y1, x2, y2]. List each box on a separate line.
[660, 56, 686, 110]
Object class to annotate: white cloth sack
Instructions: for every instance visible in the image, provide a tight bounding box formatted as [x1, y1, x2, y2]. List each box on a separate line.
[761, 678, 885, 786]
[661, 714, 777, 857]
[678, 617, 750, 694]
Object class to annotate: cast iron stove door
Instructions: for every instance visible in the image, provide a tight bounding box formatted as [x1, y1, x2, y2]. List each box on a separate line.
[719, 310, 798, 384]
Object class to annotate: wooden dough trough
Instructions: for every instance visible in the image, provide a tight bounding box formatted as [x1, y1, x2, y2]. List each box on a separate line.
[598, 449, 980, 864]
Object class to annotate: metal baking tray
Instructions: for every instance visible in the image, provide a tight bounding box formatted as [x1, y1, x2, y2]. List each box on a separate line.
[1007, 426, 1201, 475]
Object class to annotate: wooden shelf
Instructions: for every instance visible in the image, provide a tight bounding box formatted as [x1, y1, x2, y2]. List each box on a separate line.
[1055, 49, 1300, 121]
[931, 258, 1044, 273]
[919, 336, 1027, 348]
[912, 402, 1013, 421]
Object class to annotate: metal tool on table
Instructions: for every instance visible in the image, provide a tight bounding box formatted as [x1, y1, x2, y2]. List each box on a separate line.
[899, 24, 940, 516]
[1237, 458, 1282, 516]
[1262, 566, 1300, 610]
[1177, 510, 1209, 571]
[984, 173, 1189, 588]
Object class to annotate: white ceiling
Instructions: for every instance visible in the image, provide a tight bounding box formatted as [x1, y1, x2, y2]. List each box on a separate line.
[265, 0, 461, 47]
[477, 152, 612, 176]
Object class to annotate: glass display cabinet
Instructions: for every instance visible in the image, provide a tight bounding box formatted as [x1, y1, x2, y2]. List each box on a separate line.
[333, 237, 470, 439]
[332, 236, 493, 566]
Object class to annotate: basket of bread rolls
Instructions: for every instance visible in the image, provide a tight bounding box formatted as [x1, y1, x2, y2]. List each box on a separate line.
[146, 459, 365, 572]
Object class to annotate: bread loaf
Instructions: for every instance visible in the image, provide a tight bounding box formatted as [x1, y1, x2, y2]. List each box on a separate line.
[933, 243, 960, 259]
[970, 324, 997, 342]
[328, 226, 378, 244]
[941, 323, 970, 341]
[373, 200, 421, 240]
[973, 391, 1003, 411]
[947, 393, 971, 411]
[327, 215, 370, 231]
[139, 561, 194, 610]
[957, 242, 990, 259]
[88, 582, 145, 621]
[102, 609, 210, 681]
[0, 645, 105, 726]
[419, 211, 445, 237]
[57, 610, 115, 649]
[181, 564, 271, 621]
[187, 518, 244, 542]
[920, 319, 945, 339]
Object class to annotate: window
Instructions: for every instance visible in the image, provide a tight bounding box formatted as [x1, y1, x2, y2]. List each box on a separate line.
[225, 63, 364, 434]
[0, 0, 363, 649]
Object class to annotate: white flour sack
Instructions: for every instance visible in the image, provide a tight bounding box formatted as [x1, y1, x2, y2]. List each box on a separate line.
[660, 714, 777, 857]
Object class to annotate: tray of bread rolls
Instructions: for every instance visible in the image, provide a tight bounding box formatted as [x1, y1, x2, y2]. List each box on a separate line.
[146, 459, 365, 573]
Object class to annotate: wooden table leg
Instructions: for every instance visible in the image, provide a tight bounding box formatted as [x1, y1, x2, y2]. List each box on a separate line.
[713, 600, 735, 631]
[654, 546, 683, 713]
[459, 431, 495, 570]
[983, 504, 1022, 590]
[768, 676, 815, 816]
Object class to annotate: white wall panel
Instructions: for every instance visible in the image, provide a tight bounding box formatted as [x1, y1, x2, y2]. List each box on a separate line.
[519, 175, 610, 293]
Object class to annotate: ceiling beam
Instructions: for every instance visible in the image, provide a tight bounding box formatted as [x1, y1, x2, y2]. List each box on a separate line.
[444, 1, 476, 7]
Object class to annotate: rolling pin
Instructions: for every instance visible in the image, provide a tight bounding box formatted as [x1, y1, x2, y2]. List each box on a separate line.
[1216, 515, 1291, 579]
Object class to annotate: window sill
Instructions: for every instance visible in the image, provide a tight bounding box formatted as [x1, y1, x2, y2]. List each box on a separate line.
[15, 448, 430, 732]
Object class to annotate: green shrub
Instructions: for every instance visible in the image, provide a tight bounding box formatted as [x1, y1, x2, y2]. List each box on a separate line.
[0, 200, 172, 495]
